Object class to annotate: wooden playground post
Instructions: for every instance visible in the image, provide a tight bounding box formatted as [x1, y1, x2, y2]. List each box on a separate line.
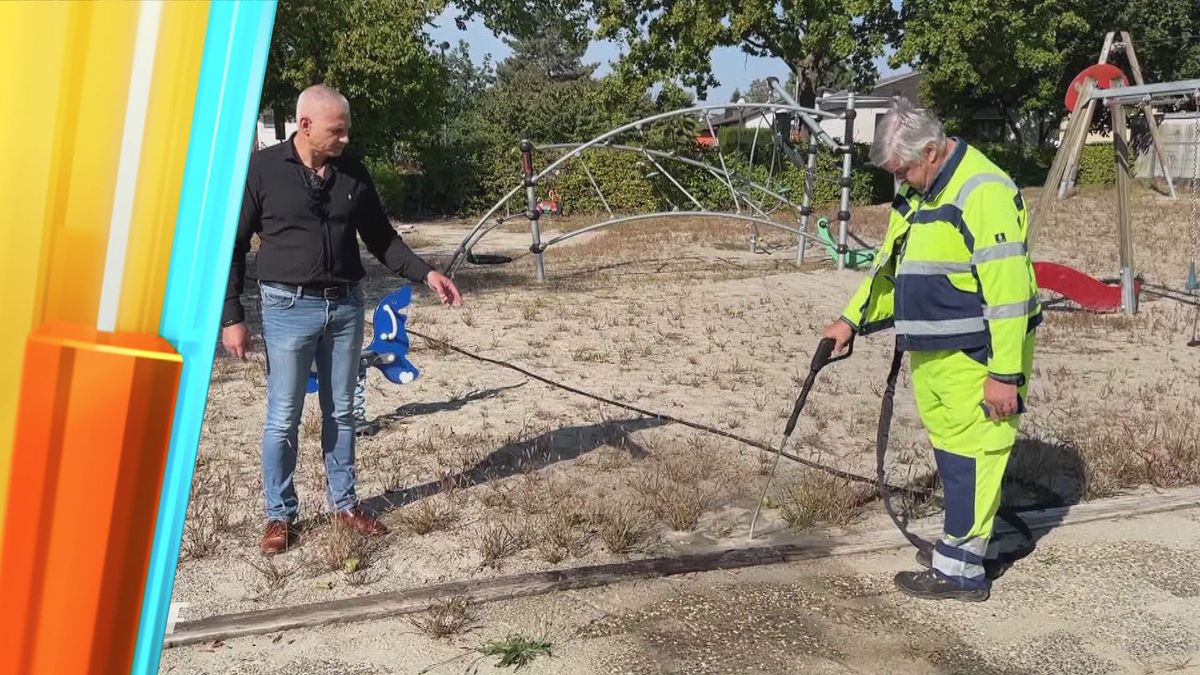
[1059, 32, 1178, 199]
[1120, 31, 1178, 198]
[1029, 79, 1096, 249]
[1059, 32, 1115, 198]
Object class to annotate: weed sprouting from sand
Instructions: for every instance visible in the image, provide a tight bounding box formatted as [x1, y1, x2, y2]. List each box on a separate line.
[478, 633, 553, 669]
[408, 596, 476, 638]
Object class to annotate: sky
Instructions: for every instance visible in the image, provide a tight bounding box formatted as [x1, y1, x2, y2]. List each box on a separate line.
[427, 6, 902, 104]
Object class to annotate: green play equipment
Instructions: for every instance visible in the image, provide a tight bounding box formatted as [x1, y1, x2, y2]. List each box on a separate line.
[815, 217, 875, 269]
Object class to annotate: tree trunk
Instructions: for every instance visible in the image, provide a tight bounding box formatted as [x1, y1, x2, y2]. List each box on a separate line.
[796, 67, 819, 109]
[999, 102, 1023, 144]
[273, 105, 288, 141]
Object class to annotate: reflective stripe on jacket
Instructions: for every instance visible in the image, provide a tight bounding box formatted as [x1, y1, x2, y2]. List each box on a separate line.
[841, 139, 1041, 381]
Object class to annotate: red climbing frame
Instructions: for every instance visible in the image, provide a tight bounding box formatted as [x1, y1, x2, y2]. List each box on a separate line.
[1033, 261, 1142, 312]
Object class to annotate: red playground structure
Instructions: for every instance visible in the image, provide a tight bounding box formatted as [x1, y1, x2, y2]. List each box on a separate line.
[1033, 262, 1143, 312]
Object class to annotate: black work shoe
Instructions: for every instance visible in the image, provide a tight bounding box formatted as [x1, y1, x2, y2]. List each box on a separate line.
[915, 548, 1008, 580]
[894, 569, 990, 602]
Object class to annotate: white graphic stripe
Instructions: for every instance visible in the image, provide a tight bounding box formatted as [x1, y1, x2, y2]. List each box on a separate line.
[97, 0, 163, 331]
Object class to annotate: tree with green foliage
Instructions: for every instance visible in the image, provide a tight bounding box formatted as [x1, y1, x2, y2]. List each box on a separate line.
[893, 0, 1094, 144]
[742, 79, 773, 104]
[495, 19, 596, 83]
[1091, 0, 1200, 84]
[894, 0, 1200, 146]
[442, 40, 497, 110]
[480, 25, 605, 143]
[260, 0, 447, 157]
[454, 0, 899, 107]
[598, 0, 899, 107]
[401, 40, 502, 215]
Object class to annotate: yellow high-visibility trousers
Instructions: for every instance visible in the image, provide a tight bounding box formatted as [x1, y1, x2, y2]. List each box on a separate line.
[910, 331, 1036, 588]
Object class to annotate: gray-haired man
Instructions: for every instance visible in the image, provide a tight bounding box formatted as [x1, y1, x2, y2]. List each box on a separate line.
[824, 99, 1041, 601]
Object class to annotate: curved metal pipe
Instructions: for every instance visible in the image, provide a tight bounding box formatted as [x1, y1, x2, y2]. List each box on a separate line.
[444, 184, 527, 274]
[445, 101, 854, 274]
[537, 143, 802, 213]
[520, 102, 837, 188]
[540, 211, 828, 249]
[446, 143, 816, 275]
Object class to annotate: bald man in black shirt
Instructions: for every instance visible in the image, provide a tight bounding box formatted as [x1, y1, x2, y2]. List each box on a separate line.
[222, 84, 462, 555]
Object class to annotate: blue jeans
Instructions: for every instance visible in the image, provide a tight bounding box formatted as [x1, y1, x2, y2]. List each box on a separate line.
[259, 281, 364, 522]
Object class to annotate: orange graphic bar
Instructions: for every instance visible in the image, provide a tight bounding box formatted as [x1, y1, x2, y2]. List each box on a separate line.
[0, 321, 182, 674]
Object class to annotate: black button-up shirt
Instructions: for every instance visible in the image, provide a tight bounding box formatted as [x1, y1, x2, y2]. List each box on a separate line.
[222, 135, 433, 325]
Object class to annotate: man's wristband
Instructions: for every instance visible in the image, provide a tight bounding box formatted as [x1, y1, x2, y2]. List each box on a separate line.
[221, 318, 242, 328]
[988, 372, 1025, 386]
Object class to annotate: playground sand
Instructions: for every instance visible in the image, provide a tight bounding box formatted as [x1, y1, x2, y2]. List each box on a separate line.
[161, 490, 1200, 674]
[168, 186, 1200, 668]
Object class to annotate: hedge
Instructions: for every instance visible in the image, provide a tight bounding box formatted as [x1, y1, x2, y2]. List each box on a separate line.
[972, 143, 1054, 186]
[1076, 144, 1116, 186]
[367, 136, 1121, 219]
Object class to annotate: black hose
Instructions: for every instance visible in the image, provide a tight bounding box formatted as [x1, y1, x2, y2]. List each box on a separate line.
[406, 328, 1050, 557]
[406, 328, 923, 497]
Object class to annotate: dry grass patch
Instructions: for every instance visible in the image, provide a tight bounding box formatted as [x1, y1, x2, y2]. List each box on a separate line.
[529, 508, 590, 563]
[412, 328, 454, 356]
[398, 230, 437, 250]
[633, 468, 713, 531]
[408, 596, 476, 638]
[1039, 409, 1200, 500]
[243, 556, 300, 598]
[180, 483, 244, 560]
[305, 520, 376, 576]
[591, 504, 651, 554]
[775, 468, 865, 530]
[394, 495, 461, 535]
[478, 519, 526, 568]
[180, 516, 221, 561]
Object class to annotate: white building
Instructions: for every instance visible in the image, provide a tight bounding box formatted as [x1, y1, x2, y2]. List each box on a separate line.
[1134, 112, 1200, 185]
[703, 72, 929, 146]
[255, 109, 296, 149]
[815, 71, 924, 144]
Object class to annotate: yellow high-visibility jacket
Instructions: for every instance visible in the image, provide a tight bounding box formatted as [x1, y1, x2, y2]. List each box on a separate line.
[841, 139, 1041, 383]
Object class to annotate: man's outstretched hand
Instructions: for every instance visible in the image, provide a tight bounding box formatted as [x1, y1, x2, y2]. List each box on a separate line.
[425, 270, 463, 306]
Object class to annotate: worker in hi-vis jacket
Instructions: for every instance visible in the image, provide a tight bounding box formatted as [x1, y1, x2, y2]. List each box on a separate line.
[824, 98, 1041, 602]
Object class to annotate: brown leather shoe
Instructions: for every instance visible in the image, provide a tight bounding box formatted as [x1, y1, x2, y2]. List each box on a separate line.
[260, 520, 293, 555]
[334, 508, 388, 536]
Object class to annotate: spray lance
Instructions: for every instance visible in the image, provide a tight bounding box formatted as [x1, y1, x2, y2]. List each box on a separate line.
[750, 335, 1039, 571]
[749, 335, 853, 540]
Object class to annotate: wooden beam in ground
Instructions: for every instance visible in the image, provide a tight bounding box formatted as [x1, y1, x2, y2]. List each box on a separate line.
[164, 488, 1200, 649]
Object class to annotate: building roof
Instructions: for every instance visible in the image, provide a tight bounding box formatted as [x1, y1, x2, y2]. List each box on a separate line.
[819, 70, 923, 110]
[703, 106, 774, 128]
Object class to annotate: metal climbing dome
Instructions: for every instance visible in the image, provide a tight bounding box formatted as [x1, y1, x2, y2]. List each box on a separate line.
[445, 78, 891, 281]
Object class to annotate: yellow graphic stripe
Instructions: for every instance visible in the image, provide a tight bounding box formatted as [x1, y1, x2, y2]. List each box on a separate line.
[116, 1, 211, 333]
[0, 1, 139, 562]
[41, 2, 141, 326]
[0, 0, 67, 563]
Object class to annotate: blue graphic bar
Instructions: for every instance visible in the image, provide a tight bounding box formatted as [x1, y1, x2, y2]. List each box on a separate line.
[132, 2, 276, 673]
